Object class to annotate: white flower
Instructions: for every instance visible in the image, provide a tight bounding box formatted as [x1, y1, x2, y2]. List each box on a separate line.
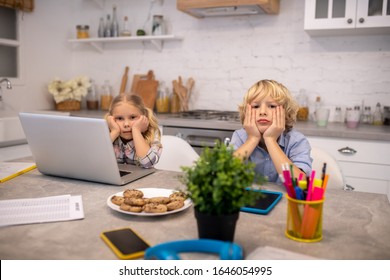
[48, 75, 91, 103]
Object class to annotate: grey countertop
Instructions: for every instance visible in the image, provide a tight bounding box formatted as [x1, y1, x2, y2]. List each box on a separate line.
[71, 110, 390, 142]
[1, 164, 389, 260]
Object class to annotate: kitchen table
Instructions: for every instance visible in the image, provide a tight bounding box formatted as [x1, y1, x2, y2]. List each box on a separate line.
[1, 165, 390, 260]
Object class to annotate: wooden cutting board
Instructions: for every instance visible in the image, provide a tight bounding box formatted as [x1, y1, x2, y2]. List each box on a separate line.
[131, 70, 158, 110]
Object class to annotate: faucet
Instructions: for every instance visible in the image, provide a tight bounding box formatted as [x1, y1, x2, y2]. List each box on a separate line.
[0, 78, 12, 101]
[0, 78, 12, 89]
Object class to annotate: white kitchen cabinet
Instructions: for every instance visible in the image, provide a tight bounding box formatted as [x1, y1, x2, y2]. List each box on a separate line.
[304, 0, 390, 35]
[68, 35, 183, 53]
[307, 136, 390, 202]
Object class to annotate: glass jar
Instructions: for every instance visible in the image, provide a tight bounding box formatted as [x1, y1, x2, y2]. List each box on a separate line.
[333, 107, 343, 123]
[383, 106, 390, 126]
[346, 107, 360, 129]
[170, 92, 181, 113]
[361, 106, 372, 124]
[76, 25, 89, 39]
[296, 89, 309, 121]
[100, 80, 113, 111]
[156, 82, 170, 113]
[86, 79, 99, 110]
[372, 102, 383, 125]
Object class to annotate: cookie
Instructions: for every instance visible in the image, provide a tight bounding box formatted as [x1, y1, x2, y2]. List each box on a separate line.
[167, 200, 184, 211]
[119, 203, 143, 213]
[147, 197, 171, 204]
[123, 189, 144, 198]
[143, 203, 168, 213]
[169, 191, 187, 202]
[124, 197, 146, 206]
[111, 195, 125, 206]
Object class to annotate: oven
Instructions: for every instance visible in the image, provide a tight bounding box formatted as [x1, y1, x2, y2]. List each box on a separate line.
[161, 110, 240, 154]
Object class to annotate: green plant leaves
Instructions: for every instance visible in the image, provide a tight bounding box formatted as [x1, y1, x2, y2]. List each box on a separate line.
[181, 141, 267, 215]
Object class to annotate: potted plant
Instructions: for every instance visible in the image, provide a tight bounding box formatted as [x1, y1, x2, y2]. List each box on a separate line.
[181, 141, 267, 241]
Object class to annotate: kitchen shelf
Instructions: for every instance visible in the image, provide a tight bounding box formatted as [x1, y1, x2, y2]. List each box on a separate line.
[68, 35, 183, 52]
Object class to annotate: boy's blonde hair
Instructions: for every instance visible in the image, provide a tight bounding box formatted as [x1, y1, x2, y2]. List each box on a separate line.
[238, 80, 299, 131]
[106, 94, 161, 145]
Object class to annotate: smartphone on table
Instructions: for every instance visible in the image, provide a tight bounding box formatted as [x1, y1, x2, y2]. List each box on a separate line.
[241, 189, 283, 215]
[101, 227, 150, 259]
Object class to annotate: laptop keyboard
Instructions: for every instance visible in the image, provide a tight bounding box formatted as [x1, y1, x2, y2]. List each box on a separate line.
[119, 170, 132, 177]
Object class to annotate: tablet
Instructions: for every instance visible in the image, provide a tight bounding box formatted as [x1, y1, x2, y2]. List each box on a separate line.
[240, 189, 283, 215]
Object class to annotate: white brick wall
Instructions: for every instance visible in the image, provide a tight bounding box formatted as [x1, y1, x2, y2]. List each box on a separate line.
[1, 0, 389, 121]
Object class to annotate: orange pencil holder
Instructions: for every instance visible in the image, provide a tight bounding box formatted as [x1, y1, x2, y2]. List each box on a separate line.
[285, 194, 324, 243]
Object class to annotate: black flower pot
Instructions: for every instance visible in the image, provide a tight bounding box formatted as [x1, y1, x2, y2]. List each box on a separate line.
[194, 209, 239, 242]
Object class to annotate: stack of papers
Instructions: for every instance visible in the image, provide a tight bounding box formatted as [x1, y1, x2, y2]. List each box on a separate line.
[0, 195, 84, 227]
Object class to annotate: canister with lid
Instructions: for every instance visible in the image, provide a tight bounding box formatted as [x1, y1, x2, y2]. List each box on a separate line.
[76, 25, 90, 39]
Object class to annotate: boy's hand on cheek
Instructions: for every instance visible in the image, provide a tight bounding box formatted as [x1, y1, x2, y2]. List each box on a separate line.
[244, 105, 261, 141]
[264, 106, 285, 140]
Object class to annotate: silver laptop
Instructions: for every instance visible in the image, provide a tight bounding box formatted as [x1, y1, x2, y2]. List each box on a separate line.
[19, 112, 155, 185]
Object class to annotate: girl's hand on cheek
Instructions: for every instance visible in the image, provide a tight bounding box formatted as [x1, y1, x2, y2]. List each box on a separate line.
[132, 115, 149, 133]
[108, 116, 120, 133]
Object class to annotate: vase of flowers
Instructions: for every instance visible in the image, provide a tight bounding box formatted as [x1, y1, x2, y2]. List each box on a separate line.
[48, 76, 91, 111]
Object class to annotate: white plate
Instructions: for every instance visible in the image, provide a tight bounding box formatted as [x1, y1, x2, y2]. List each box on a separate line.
[107, 188, 192, 216]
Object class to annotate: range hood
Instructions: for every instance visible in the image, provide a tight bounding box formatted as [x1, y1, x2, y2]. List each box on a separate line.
[177, 0, 279, 18]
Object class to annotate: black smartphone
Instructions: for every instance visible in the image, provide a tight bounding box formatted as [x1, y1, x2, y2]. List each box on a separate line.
[240, 189, 283, 215]
[101, 228, 150, 259]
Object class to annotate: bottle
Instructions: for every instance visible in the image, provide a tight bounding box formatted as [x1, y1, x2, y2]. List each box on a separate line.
[86, 79, 99, 110]
[111, 5, 119, 37]
[311, 96, 321, 121]
[372, 102, 383, 125]
[152, 15, 164, 36]
[120, 16, 131, 36]
[98, 17, 105, 38]
[100, 80, 113, 111]
[104, 14, 111, 37]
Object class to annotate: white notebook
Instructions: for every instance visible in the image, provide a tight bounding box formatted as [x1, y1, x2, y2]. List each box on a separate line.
[0, 195, 84, 227]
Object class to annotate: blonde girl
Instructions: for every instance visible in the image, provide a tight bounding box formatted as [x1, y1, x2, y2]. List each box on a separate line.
[231, 80, 312, 182]
[106, 94, 162, 168]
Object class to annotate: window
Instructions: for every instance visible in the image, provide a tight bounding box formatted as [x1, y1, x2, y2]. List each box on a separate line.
[0, 6, 21, 82]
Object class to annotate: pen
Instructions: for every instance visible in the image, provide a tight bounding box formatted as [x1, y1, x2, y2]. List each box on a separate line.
[322, 174, 329, 192]
[282, 163, 296, 199]
[294, 186, 304, 200]
[306, 170, 315, 201]
[321, 162, 327, 182]
[289, 163, 295, 187]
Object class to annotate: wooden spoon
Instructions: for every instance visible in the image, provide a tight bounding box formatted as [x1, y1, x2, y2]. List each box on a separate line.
[119, 66, 129, 95]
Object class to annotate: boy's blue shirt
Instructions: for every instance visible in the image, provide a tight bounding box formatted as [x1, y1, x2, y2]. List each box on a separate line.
[231, 128, 312, 183]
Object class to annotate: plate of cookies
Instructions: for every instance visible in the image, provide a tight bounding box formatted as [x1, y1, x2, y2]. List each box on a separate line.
[107, 188, 192, 216]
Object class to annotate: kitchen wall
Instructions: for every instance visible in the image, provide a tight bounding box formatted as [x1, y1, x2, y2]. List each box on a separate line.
[1, 0, 390, 120]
